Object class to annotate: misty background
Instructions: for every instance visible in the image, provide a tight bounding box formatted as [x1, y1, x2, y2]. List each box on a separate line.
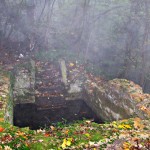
[0, 0, 150, 92]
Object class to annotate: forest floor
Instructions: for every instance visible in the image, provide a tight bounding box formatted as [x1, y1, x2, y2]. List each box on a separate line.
[0, 49, 150, 149]
[0, 117, 149, 150]
[0, 70, 150, 150]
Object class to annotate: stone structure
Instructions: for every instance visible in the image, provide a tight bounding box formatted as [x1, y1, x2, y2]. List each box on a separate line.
[12, 60, 99, 129]
[13, 60, 35, 104]
[10, 59, 149, 128]
[84, 79, 150, 121]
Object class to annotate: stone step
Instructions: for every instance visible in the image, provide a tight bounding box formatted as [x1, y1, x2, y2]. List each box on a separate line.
[35, 86, 65, 93]
[35, 84, 62, 93]
[35, 97, 66, 109]
[36, 75, 60, 79]
[35, 81, 62, 87]
[35, 82, 62, 88]
[36, 64, 59, 70]
[35, 92, 64, 98]
[36, 71, 60, 77]
[36, 105, 67, 110]
[35, 96, 65, 101]
[36, 63, 58, 69]
[35, 77, 62, 82]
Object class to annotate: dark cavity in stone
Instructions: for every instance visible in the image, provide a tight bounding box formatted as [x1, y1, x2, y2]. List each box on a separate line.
[14, 99, 103, 129]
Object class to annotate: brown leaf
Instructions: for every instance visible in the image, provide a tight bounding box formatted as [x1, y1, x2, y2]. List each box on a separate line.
[133, 118, 145, 130]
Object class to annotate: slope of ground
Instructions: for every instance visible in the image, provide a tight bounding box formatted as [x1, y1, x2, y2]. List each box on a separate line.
[0, 72, 150, 150]
[0, 117, 150, 149]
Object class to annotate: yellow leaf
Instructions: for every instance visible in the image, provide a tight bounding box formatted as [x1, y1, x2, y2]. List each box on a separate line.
[140, 106, 150, 115]
[69, 63, 74, 67]
[140, 106, 147, 111]
[118, 124, 131, 129]
[66, 140, 71, 146]
[85, 120, 91, 124]
[118, 124, 124, 129]
[62, 142, 66, 149]
[123, 124, 131, 129]
[122, 142, 130, 150]
[0, 118, 4, 122]
[85, 133, 90, 138]
[16, 131, 25, 136]
[67, 138, 73, 142]
[64, 130, 69, 135]
[50, 126, 55, 131]
[134, 118, 144, 129]
[61, 138, 72, 149]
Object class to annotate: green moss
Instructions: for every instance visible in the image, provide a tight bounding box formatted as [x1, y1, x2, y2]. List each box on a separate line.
[15, 61, 33, 72]
[0, 119, 150, 149]
[0, 110, 3, 118]
[4, 72, 14, 124]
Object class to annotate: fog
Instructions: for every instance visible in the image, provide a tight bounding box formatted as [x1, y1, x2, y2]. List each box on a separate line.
[0, 0, 150, 92]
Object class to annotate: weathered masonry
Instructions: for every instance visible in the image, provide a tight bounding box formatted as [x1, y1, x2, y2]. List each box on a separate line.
[7, 59, 149, 129]
[11, 60, 100, 129]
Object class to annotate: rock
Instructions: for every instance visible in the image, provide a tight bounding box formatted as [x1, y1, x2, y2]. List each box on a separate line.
[9, 59, 150, 124]
[84, 78, 150, 121]
[59, 59, 67, 86]
[13, 60, 35, 104]
[68, 80, 82, 94]
[19, 54, 24, 58]
[0, 73, 13, 124]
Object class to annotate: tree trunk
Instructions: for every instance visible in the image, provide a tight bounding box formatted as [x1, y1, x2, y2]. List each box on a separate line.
[140, 1, 149, 89]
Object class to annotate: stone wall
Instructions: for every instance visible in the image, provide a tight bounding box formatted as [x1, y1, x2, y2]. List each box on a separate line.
[13, 60, 35, 104]
[84, 78, 150, 121]
[11, 59, 150, 125]
[0, 72, 13, 124]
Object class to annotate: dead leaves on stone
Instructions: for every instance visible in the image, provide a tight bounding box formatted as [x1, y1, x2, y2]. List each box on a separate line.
[133, 118, 145, 130]
[108, 79, 150, 118]
[0, 75, 9, 124]
[106, 118, 150, 150]
[0, 116, 149, 149]
[35, 61, 64, 99]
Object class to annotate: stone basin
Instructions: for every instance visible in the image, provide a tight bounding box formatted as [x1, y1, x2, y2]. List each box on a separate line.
[3, 59, 149, 129]
[14, 99, 102, 129]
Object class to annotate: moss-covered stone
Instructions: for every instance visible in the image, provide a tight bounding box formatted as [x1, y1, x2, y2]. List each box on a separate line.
[59, 59, 67, 86]
[0, 71, 13, 124]
[2, 59, 149, 126]
[13, 60, 35, 104]
[84, 77, 150, 121]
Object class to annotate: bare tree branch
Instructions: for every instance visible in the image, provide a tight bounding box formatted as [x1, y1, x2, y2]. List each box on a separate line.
[92, 5, 129, 23]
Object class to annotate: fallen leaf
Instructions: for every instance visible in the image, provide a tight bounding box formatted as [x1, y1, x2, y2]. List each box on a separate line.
[118, 124, 131, 129]
[38, 139, 44, 143]
[85, 120, 91, 124]
[44, 133, 50, 137]
[4, 146, 12, 150]
[64, 130, 69, 135]
[0, 118, 4, 122]
[0, 126, 4, 132]
[62, 138, 73, 149]
[50, 126, 55, 131]
[85, 133, 90, 138]
[122, 142, 130, 150]
[69, 63, 74, 67]
[134, 118, 144, 129]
